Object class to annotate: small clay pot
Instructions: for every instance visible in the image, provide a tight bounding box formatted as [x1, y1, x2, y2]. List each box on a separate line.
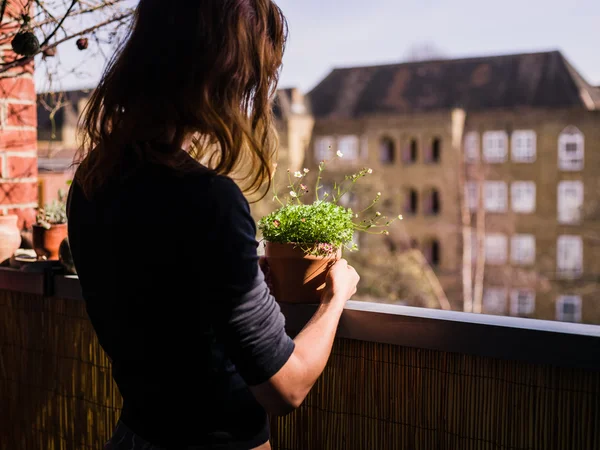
[32, 223, 68, 260]
[265, 242, 341, 304]
[0, 215, 22, 263]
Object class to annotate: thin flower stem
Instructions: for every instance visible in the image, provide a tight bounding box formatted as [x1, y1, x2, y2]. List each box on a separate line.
[315, 160, 324, 202]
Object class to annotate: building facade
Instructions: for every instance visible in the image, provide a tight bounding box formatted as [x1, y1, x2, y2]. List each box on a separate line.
[305, 51, 600, 324]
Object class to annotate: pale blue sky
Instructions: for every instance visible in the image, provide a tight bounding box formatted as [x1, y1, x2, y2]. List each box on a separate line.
[36, 0, 600, 93]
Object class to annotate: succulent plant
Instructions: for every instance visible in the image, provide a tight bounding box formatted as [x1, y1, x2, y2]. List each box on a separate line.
[36, 188, 67, 229]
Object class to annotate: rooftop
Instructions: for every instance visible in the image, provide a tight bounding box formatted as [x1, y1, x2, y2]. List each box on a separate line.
[308, 50, 600, 119]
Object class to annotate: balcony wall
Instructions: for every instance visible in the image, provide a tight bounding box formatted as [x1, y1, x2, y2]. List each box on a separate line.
[0, 269, 598, 450]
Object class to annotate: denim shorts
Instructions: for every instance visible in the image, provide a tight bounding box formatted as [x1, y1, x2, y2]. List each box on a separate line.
[103, 421, 239, 450]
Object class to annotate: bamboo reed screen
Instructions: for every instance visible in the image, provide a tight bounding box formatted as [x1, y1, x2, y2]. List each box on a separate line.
[1, 289, 598, 450]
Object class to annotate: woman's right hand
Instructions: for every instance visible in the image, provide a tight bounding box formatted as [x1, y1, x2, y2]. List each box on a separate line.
[322, 259, 359, 305]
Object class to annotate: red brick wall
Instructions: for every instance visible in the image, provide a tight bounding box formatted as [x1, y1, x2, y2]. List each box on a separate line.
[0, 0, 38, 229]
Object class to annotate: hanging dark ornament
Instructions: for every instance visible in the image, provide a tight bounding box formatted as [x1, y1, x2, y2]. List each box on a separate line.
[76, 37, 88, 50]
[11, 31, 40, 57]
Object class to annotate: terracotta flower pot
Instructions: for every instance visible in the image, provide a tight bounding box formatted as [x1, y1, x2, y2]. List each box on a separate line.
[32, 224, 68, 260]
[265, 242, 341, 304]
[0, 215, 22, 264]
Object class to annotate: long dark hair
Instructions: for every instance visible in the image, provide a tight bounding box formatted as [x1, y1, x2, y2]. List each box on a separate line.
[76, 0, 287, 199]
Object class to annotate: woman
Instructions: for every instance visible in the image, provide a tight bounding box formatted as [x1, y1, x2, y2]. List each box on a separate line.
[67, 1, 359, 449]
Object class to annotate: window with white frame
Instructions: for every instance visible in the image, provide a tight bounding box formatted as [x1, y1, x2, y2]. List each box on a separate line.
[484, 181, 508, 212]
[338, 135, 360, 160]
[511, 182, 536, 213]
[483, 131, 508, 163]
[465, 182, 479, 211]
[314, 136, 334, 162]
[339, 191, 357, 208]
[556, 295, 582, 323]
[485, 233, 508, 265]
[484, 288, 507, 314]
[558, 181, 583, 224]
[511, 130, 537, 162]
[558, 127, 584, 171]
[510, 290, 535, 316]
[557, 235, 583, 277]
[464, 132, 479, 162]
[511, 234, 535, 265]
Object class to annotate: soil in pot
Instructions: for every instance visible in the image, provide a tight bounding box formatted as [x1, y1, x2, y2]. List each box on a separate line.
[265, 242, 341, 304]
[33, 223, 68, 260]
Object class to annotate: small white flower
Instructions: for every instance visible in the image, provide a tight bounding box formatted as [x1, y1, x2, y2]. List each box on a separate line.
[376, 212, 381, 217]
[303, 168, 309, 173]
[294, 171, 303, 178]
[377, 192, 381, 196]
[367, 168, 373, 174]
[336, 150, 343, 158]
[290, 191, 298, 198]
[398, 215, 403, 220]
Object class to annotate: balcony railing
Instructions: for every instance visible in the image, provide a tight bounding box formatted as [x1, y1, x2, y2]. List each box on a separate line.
[0, 267, 598, 450]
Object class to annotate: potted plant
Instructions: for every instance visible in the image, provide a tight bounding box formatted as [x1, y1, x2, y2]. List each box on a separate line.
[258, 151, 401, 303]
[33, 187, 68, 260]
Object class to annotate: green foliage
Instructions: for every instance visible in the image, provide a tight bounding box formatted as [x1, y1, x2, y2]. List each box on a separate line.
[259, 201, 355, 254]
[258, 154, 401, 255]
[36, 186, 68, 229]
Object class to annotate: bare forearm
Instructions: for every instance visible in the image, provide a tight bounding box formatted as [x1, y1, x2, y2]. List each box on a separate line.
[292, 297, 344, 384]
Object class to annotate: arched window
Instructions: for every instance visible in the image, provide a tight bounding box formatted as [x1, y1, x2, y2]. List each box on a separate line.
[380, 137, 395, 164]
[424, 188, 441, 215]
[425, 137, 442, 163]
[404, 188, 418, 215]
[424, 239, 441, 267]
[403, 138, 418, 164]
[431, 137, 441, 163]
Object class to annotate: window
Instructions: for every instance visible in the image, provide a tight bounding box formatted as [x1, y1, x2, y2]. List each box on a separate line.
[558, 181, 583, 224]
[339, 192, 357, 208]
[511, 182, 536, 213]
[484, 181, 507, 212]
[483, 288, 507, 315]
[464, 131, 479, 162]
[360, 135, 369, 160]
[404, 188, 418, 215]
[557, 235, 583, 278]
[403, 139, 418, 164]
[424, 189, 441, 215]
[511, 234, 535, 265]
[556, 296, 582, 323]
[483, 131, 508, 163]
[338, 135, 359, 160]
[380, 137, 395, 164]
[511, 130, 536, 162]
[465, 182, 479, 211]
[424, 239, 440, 267]
[425, 137, 441, 163]
[510, 290, 535, 316]
[485, 233, 507, 265]
[558, 126, 584, 171]
[315, 136, 334, 162]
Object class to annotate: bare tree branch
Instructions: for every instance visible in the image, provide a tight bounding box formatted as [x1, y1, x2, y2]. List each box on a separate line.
[0, 11, 132, 74]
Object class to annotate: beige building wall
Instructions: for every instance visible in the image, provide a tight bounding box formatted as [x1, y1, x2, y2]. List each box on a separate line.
[308, 108, 600, 324]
